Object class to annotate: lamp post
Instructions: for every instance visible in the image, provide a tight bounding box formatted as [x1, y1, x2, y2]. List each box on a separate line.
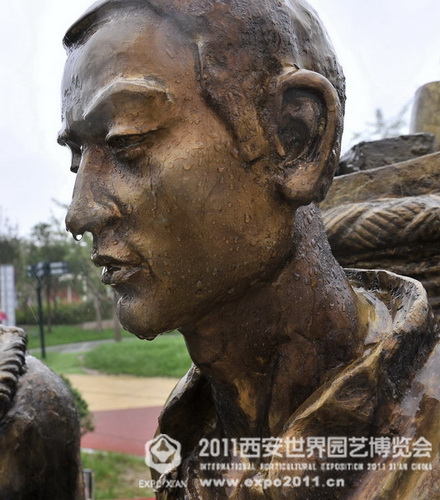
[26, 262, 69, 359]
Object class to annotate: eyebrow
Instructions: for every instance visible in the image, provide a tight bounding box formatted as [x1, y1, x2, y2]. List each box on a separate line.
[57, 78, 172, 145]
[83, 77, 172, 120]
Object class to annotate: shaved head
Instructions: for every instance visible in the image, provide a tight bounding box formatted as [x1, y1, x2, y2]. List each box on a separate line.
[64, 0, 345, 163]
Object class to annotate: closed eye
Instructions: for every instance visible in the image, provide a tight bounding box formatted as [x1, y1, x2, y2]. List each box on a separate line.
[106, 133, 148, 153]
[106, 129, 164, 163]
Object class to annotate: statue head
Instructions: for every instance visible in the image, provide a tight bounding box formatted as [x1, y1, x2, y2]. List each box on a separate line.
[60, 0, 345, 339]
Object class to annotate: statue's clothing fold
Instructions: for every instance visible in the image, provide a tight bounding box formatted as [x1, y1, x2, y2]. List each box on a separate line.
[156, 270, 440, 499]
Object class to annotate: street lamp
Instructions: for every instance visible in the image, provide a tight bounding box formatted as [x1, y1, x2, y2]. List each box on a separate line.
[26, 262, 69, 359]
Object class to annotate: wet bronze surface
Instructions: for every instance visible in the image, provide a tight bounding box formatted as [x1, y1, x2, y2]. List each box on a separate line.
[61, 1, 439, 498]
[0, 326, 83, 499]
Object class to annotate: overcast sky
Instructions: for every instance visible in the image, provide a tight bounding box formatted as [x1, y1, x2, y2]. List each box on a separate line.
[1, 0, 439, 237]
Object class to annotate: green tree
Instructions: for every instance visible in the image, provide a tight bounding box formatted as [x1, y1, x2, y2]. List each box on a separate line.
[27, 221, 71, 331]
[3, 205, 114, 331]
[24, 215, 111, 331]
[63, 231, 111, 332]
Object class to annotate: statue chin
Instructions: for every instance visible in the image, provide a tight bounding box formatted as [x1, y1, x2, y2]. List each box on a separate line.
[115, 294, 168, 341]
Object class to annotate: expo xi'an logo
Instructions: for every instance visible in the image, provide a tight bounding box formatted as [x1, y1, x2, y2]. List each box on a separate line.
[145, 434, 182, 474]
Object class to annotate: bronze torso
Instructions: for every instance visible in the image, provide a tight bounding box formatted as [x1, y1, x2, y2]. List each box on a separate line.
[156, 270, 439, 500]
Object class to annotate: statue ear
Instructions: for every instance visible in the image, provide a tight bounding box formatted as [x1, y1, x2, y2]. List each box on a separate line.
[272, 69, 342, 205]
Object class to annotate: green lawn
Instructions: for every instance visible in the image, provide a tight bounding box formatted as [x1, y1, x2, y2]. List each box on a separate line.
[81, 451, 154, 499]
[33, 332, 192, 378]
[84, 334, 191, 377]
[35, 351, 88, 374]
[25, 324, 131, 350]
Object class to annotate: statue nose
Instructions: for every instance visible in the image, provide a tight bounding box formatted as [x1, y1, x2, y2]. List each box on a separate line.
[65, 151, 122, 239]
[66, 184, 123, 239]
[66, 195, 119, 240]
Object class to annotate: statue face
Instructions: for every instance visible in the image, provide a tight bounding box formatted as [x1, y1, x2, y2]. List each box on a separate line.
[61, 9, 293, 339]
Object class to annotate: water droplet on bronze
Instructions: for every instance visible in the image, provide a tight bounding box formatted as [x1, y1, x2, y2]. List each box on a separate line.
[230, 148, 239, 159]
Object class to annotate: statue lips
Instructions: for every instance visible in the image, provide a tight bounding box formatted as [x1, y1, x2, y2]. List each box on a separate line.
[93, 255, 145, 286]
[101, 265, 143, 286]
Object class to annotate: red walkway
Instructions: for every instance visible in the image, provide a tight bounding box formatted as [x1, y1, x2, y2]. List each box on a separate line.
[81, 406, 162, 456]
[82, 406, 161, 499]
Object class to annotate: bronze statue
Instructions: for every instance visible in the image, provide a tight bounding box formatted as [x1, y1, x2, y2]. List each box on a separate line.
[0, 326, 83, 499]
[60, 1, 439, 498]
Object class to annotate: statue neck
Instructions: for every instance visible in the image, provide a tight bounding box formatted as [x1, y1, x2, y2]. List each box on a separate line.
[180, 208, 367, 439]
